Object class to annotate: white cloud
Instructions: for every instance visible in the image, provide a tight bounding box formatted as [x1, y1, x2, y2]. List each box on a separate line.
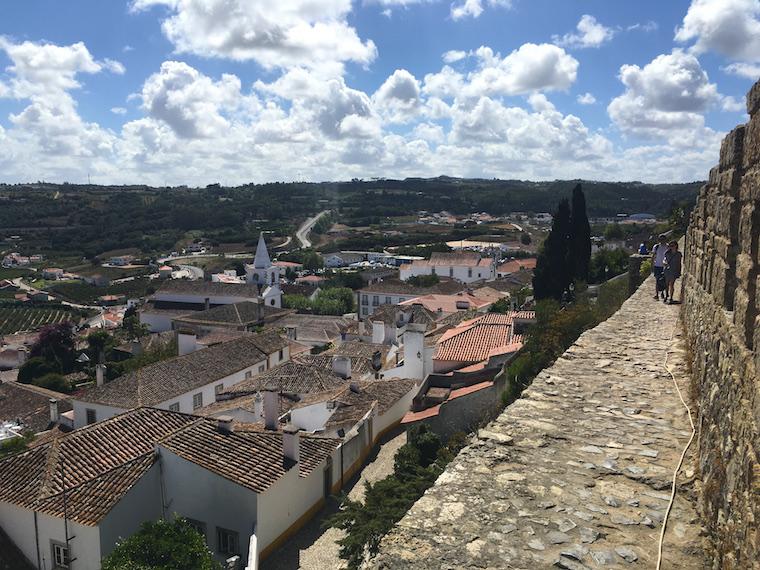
[131, 0, 377, 71]
[608, 50, 720, 138]
[721, 95, 745, 111]
[373, 69, 421, 123]
[464, 44, 578, 97]
[553, 15, 615, 49]
[111, 107, 128, 115]
[450, 0, 511, 21]
[577, 92, 596, 105]
[139, 61, 249, 138]
[443, 50, 467, 63]
[102, 58, 126, 74]
[675, 0, 760, 61]
[723, 61, 760, 78]
[627, 21, 658, 33]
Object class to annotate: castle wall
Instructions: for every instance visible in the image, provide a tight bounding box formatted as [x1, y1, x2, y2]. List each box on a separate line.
[682, 80, 760, 568]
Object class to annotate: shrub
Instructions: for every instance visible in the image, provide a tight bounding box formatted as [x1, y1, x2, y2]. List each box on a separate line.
[18, 356, 59, 384]
[33, 373, 72, 393]
[406, 274, 439, 287]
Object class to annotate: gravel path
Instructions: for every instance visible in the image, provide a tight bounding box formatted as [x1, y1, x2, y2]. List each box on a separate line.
[262, 429, 407, 570]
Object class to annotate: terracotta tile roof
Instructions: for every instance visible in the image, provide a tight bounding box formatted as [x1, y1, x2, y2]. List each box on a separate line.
[325, 379, 418, 429]
[160, 420, 340, 492]
[154, 280, 262, 298]
[265, 314, 353, 344]
[76, 333, 286, 408]
[0, 408, 197, 525]
[296, 354, 377, 378]
[497, 258, 537, 274]
[434, 312, 532, 363]
[359, 278, 465, 296]
[0, 382, 72, 434]
[399, 293, 491, 314]
[221, 360, 347, 396]
[325, 341, 389, 362]
[173, 301, 290, 328]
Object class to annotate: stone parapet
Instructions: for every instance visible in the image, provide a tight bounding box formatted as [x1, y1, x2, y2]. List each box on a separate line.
[683, 78, 760, 568]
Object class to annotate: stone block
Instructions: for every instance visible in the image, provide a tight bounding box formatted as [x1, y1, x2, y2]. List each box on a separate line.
[709, 167, 720, 186]
[718, 168, 742, 198]
[733, 287, 757, 348]
[748, 78, 760, 115]
[739, 166, 760, 203]
[714, 196, 739, 236]
[711, 257, 730, 307]
[712, 235, 731, 260]
[738, 204, 760, 258]
[743, 115, 760, 170]
[720, 126, 746, 171]
[736, 253, 756, 290]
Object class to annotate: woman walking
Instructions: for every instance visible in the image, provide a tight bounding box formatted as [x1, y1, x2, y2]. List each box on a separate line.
[663, 241, 682, 304]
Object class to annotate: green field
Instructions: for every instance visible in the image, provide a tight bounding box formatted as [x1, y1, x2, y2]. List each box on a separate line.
[50, 277, 153, 305]
[0, 306, 77, 335]
[0, 268, 33, 280]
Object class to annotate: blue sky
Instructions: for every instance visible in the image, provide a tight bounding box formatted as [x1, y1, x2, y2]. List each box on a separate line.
[0, 0, 758, 185]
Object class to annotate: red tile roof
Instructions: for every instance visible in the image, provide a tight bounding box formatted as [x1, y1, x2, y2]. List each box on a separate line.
[498, 258, 537, 274]
[433, 312, 532, 363]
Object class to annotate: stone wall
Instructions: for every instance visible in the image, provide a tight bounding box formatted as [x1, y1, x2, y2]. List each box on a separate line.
[683, 79, 760, 568]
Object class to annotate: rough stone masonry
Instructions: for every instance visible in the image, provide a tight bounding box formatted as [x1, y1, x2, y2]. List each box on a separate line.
[367, 281, 706, 569]
[682, 79, 760, 568]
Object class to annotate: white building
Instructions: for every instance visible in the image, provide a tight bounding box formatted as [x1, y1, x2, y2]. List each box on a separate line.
[71, 331, 290, 428]
[0, 407, 342, 569]
[245, 233, 282, 308]
[399, 252, 496, 284]
[356, 278, 466, 319]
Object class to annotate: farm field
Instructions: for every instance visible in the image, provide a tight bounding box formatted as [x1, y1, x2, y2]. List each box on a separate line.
[50, 277, 153, 305]
[0, 305, 78, 335]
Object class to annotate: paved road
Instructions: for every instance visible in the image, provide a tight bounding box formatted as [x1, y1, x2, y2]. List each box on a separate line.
[296, 210, 330, 249]
[262, 428, 407, 570]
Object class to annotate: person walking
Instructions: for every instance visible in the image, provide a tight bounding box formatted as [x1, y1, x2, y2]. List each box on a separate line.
[651, 234, 668, 300]
[663, 241, 682, 304]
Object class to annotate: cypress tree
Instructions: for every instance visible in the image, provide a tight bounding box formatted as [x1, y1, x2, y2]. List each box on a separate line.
[570, 183, 591, 282]
[533, 198, 572, 300]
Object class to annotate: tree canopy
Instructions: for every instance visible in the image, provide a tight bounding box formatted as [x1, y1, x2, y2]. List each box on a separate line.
[101, 518, 222, 570]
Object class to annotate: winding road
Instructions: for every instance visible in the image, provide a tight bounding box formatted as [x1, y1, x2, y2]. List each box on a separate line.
[296, 210, 330, 249]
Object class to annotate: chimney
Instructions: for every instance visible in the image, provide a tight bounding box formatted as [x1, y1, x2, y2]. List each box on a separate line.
[332, 355, 352, 379]
[17, 347, 27, 366]
[283, 424, 300, 463]
[286, 325, 297, 341]
[95, 363, 106, 387]
[371, 321, 385, 344]
[403, 324, 426, 381]
[217, 415, 233, 434]
[49, 399, 59, 424]
[263, 390, 278, 430]
[177, 330, 198, 356]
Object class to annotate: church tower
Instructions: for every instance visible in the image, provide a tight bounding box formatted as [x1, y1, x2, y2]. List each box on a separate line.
[245, 233, 282, 308]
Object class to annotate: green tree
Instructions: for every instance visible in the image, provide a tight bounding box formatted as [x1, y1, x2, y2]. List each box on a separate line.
[29, 322, 76, 374]
[33, 373, 72, 393]
[489, 298, 512, 314]
[406, 274, 439, 287]
[603, 223, 624, 240]
[18, 356, 59, 384]
[520, 233, 532, 245]
[101, 518, 222, 570]
[87, 330, 114, 363]
[532, 199, 572, 300]
[569, 184, 591, 282]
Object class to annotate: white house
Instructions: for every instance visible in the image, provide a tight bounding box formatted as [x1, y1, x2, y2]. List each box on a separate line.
[356, 278, 465, 319]
[399, 251, 496, 284]
[0, 407, 342, 569]
[71, 331, 290, 428]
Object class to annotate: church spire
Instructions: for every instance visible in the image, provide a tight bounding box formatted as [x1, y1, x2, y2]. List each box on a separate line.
[253, 232, 271, 269]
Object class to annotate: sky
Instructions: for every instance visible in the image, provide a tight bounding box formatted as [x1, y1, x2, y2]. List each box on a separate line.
[0, 0, 758, 186]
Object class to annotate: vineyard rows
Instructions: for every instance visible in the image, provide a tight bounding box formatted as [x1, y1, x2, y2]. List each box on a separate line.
[0, 307, 75, 335]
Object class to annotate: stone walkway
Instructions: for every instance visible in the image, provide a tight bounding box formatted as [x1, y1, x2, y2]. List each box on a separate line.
[367, 279, 707, 569]
[262, 429, 407, 569]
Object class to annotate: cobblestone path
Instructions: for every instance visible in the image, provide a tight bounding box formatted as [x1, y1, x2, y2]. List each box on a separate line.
[367, 279, 707, 569]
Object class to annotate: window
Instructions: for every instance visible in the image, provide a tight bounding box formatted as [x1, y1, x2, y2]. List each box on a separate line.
[192, 393, 203, 409]
[214, 383, 224, 397]
[372, 295, 379, 306]
[449, 267, 454, 277]
[85, 409, 96, 425]
[245, 370, 252, 379]
[361, 294, 368, 305]
[278, 349, 284, 361]
[217, 527, 239, 556]
[431, 267, 436, 275]
[271, 298, 275, 306]
[468, 268, 472, 278]
[186, 519, 207, 543]
[362, 307, 368, 316]
[169, 402, 179, 412]
[385, 296, 391, 304]
[258, 364, 266, 373]
[52, 542, 69, 568]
